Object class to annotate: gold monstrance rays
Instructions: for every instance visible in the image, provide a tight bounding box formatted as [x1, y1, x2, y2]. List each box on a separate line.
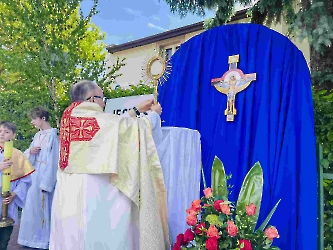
[141, 49, 172, 103]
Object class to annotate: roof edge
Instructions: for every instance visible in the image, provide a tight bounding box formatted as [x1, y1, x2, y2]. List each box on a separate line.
[106, 9, 248, 53]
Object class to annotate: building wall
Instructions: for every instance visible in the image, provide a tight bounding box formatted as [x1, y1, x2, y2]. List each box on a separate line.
[107, 18, 310, 89]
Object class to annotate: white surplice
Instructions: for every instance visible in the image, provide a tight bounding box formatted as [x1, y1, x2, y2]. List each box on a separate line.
[49, 111, 162, 250]
[18, 128, 59, 249]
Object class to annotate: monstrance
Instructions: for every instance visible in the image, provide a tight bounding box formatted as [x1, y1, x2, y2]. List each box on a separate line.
[141, 49, 172, 104]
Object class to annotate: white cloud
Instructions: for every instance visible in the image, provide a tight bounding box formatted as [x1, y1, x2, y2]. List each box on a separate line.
[123, 8, 142, 17]
[147, 23, 168, 32]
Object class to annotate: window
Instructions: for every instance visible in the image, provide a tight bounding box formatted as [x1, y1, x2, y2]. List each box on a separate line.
[165, 48, 173, 61]
[162, 44, 181, 61]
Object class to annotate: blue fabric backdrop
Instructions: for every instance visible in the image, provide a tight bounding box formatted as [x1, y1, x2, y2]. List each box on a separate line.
[159, 24, 317, 250]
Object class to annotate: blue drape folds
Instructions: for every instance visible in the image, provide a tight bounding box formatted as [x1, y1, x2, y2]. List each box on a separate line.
[159, 24, 317, 250]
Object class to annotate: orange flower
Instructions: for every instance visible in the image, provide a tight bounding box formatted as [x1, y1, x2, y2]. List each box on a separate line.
[220, 203, 231, 215]
[186, 215, 197, 226]
[186, 208, 197, 216]
[191, 200, 201, 212]
[207, 225, 220, 239]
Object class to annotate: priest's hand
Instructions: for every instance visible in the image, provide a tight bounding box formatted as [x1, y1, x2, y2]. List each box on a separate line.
[151, 103, 162, 115]
[0, 158, 12, 171]
[30, 146, 41, 155]
[3, 192, 16, 205]
[136, 99, 154, 113]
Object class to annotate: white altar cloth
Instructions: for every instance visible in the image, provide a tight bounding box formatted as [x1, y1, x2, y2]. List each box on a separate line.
[156, 126, 202, 245]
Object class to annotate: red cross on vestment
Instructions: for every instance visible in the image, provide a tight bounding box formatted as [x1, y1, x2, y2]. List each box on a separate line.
[59, 102, 100, 170]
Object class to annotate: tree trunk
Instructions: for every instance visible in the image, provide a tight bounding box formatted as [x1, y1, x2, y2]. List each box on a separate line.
[310, 0, 333, 90]
[48, 78, 60, 129]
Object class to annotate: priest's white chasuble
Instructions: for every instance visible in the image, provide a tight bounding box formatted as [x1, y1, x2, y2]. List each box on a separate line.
[49, 102, 169, 250]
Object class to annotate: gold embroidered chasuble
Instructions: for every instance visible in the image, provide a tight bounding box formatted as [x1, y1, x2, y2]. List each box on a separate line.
[1, 148, 35, 181]
[59, 102, 170, 250]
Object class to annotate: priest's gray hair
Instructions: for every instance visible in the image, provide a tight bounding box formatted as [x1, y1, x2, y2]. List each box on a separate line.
[70, 80, 97, 102]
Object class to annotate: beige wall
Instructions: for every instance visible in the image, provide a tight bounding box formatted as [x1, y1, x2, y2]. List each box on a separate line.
[107, 19, 310, 89]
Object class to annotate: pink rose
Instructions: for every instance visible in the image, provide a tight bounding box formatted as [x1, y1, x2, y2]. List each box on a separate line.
[226, 220, 238, 237]
[207, 225, 220, 239]
[186, 215, 197, 226]
[213, 200, 224, 212]
[204, 187, 213, 198]
[246, 203, 257, 216]
[220, 203, 231, 215]
[194, 222, 207, 235]
[184, 229, 195, 243]
[265, 227, 280, 241]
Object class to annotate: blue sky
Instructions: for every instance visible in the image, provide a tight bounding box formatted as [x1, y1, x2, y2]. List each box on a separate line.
[81, 0, 215, 46]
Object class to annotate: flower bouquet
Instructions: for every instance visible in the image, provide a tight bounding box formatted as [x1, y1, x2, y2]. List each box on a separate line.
[173, 157, 281, 250]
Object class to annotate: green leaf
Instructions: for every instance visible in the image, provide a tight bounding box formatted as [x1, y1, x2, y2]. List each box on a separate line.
[328, 131, 333, 141]
[257, 199, 281, 231]
[211, 156, 228, 199]
[201, 165, 207, 189]
[321, 159, 330, 169]
[236, 162, 263, 232]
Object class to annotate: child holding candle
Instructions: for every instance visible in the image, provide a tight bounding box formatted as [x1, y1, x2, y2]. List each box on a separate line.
[0, 121, 34, 250]
[18, 107, 59, 249]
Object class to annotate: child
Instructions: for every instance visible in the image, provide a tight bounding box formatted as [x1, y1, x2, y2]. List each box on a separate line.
[0, 121, 34, 250]
[18, 107, 59, 249]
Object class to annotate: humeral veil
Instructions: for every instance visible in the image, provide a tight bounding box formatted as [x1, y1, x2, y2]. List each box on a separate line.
[50, 102, 169, 250]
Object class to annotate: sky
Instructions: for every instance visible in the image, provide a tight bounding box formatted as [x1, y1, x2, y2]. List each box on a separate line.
[81, 0, 216, 46]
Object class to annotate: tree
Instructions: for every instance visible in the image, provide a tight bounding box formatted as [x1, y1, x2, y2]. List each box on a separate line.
[0, 0, 107, 127]
[0, 0, 115, 150]
[164, 0, 333, 90]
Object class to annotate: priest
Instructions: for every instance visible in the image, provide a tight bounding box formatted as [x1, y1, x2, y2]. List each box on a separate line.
[49, 80, 169, 250]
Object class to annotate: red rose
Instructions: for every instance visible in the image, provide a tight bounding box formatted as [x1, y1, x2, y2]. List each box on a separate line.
[184, 229, 195, 243]
[172, 243, 181, 250]
[239, 239, 253, 250]
[205, 236, 218, 250]
[213, 200, 224, 212]
[194, 222, 207, 235]
[176, 233, 184, 245]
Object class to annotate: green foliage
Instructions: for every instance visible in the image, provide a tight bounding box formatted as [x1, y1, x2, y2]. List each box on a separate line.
[164, 0, 333, 54]
[0, 0, 107, 127]
[177, 160, 280, 249]
[324, 179, 333, 250]
[236, 162, 263, 232]
[104, 83, 154, 100]
[211, 156, 229, 200]
[313, 88, 333, 172]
